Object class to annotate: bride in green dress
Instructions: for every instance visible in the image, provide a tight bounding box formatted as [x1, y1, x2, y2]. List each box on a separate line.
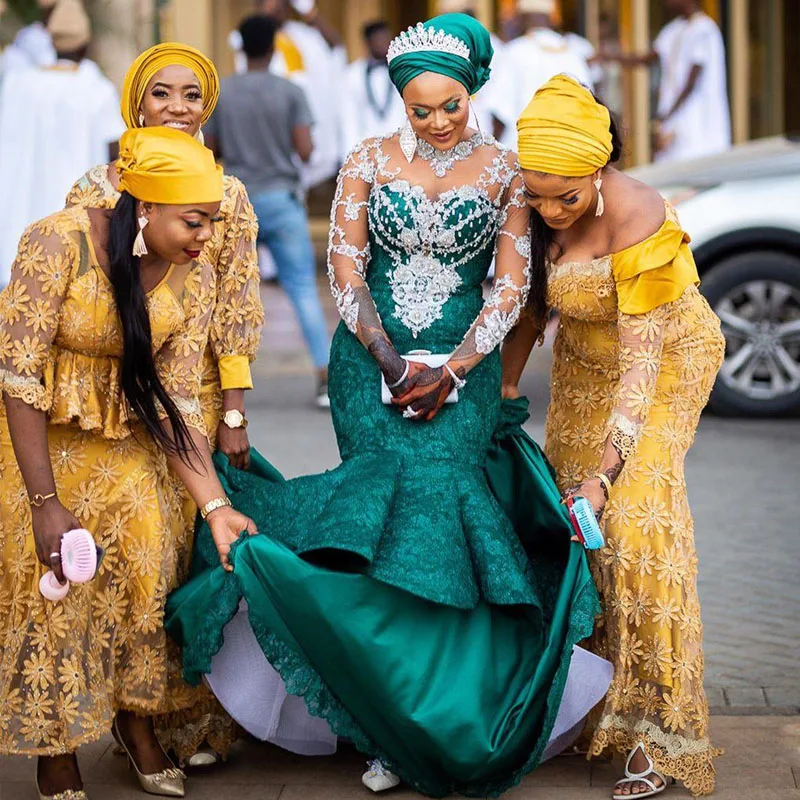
[166, 14, 610, 797]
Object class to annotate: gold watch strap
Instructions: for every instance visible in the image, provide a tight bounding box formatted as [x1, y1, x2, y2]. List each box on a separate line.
[200, 496, 232, 520]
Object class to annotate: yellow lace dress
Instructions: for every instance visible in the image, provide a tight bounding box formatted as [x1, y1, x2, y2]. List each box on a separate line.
[0, 207, 214, 755]
[65, 166, 264, 758]
[544, 204, 725, 796]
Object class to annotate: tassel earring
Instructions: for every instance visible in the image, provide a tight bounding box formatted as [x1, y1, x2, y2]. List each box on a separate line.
[594, 178, 605, 217]
[132, 215, 149, 257]
[399, 118, 418, 163]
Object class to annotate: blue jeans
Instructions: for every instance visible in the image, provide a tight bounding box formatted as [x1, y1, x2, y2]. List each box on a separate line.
[251, 190, 330, 369]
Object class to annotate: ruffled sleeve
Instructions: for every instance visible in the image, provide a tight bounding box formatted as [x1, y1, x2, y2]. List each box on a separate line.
[208, 176, 264, 392]
[610, 207, 699, 316]
[0, 214, 80, 411]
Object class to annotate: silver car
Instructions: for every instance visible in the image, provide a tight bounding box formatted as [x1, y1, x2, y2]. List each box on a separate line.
[628, 137, 800, 415]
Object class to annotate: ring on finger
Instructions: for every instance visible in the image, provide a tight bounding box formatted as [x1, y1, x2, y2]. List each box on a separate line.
[49, 552, 61, 561]
[402, 406, 420, 419]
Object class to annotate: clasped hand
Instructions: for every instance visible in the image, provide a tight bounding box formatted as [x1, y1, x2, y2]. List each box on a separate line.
[390, 360, 454, 422]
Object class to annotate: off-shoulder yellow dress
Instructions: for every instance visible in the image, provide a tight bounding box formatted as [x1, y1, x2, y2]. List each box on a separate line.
[66, 166, 264, 758]
[545, 204, 725, 796]
[0, 207, 214, 755]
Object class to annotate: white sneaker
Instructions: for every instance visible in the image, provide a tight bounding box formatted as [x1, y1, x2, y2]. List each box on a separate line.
[361, 759, 401, 792]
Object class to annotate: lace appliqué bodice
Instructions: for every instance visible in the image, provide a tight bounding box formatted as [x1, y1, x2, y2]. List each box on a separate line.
[327, 132, 531, 371]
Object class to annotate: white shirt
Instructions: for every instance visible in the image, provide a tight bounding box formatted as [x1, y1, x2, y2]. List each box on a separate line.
[0, 61, 124, 285]
[1, 22, 56, 74]
[654, 12, 731, 163]
[488, 28, 593, 150]
[339, 58, 406, 160]
[272, 21, 345, 188]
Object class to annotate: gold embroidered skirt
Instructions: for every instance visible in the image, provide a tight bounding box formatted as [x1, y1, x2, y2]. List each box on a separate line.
[545, 291, 725, 796]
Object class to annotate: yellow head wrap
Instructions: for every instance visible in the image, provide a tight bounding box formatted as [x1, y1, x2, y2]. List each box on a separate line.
[117, 127, 223, 205]
[516, 73, 613, 176]
[120, 43, 220, 130]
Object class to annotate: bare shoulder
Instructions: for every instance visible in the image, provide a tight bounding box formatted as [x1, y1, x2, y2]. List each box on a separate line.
[604, 171, 667, 252]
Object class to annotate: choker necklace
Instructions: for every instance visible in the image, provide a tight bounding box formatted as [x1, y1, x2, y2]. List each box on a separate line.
[416, 132, 484, 178]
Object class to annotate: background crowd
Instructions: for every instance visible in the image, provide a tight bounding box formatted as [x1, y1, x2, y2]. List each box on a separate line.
[0, 0, 732, 404]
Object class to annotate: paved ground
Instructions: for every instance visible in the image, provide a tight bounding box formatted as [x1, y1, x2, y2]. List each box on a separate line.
[1, 717, 798, 799]
[2, 283, 799, 799]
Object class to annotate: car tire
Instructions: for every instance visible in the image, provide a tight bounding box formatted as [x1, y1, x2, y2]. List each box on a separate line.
[701, 250, 800, 416]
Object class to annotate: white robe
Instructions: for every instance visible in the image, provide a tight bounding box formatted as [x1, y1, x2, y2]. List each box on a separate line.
[0, 61, 124, 285]
[339, 58, 406, 160]
[488, 29, 593, 150]
[1, 22, 56, 74]
[654, 12, 731, 164]
[272, 22, 345, 189]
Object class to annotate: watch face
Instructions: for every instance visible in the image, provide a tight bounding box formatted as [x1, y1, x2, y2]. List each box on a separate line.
[225, 410, 244, 427]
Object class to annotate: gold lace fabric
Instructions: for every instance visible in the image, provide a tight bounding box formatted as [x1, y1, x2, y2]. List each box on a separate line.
[65, 166, 264, 396]
[0, 208, 213, 438]
[544, 214, 726, 795]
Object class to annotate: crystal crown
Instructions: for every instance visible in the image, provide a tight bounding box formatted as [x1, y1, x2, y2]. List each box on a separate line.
[387, 22, 471, 64]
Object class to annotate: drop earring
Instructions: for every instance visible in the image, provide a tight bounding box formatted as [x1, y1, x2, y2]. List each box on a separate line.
[132, 216, 148, 257]
[470, 99, 485, 144]
[194, 128, 205, 145]
[399, 118, 418, 163]
[594, 177, 605, 217]
[138, 112, 145, 127]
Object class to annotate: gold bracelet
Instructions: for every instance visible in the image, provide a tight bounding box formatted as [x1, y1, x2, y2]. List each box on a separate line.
[200, 496, 232, 520]
[30, 491, 57, 508]
[595, 472, 613, 499]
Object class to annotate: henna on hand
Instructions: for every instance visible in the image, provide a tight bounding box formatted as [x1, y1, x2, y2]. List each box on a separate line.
[352, 286, 405, 383]
[392, 366, 454, 422]
[602, 460, 624, 486]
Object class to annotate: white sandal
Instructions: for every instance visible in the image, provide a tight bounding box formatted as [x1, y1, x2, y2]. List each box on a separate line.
[612, 743, 674, 800]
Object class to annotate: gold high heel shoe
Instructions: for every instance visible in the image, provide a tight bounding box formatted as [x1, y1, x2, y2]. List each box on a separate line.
[112, 717, 186, 797]
[35, 775, 88, 800]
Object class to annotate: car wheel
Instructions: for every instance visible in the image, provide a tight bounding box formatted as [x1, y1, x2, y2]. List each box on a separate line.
[701, 250, 800, 416]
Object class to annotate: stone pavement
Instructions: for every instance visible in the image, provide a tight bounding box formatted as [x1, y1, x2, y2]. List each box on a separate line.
[1, 717, 798, 799]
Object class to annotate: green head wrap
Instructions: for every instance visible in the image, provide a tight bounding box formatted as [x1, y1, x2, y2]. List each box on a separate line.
[387, 13, 493, 97]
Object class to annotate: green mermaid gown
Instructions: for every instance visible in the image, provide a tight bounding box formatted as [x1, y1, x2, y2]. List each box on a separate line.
[165, 134, 602, 797]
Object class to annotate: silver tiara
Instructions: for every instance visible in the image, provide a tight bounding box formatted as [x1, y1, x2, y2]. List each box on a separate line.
[387, 22, 471, 65]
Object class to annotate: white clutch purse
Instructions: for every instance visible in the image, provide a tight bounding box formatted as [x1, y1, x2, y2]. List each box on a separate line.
[381, 350, 459, 405]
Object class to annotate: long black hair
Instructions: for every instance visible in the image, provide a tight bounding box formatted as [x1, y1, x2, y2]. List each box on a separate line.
[108, 192, 196, 461]
[527, 101, 624, 337]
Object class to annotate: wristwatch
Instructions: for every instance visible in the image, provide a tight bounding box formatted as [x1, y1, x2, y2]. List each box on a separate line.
[221, 409, 248, 429]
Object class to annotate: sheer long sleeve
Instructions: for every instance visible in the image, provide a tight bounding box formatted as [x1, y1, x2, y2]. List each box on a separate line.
[448, 170, 531, 375]
[0, 219, 78, 410]
[155, 265, 217, 436]
[606, 305, 666, 461]
[208, 177, 264, 391]
[327, 141, 405, 383]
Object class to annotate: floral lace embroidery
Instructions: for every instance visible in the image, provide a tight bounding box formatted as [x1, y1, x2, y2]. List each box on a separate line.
[0, 368, 49, 410]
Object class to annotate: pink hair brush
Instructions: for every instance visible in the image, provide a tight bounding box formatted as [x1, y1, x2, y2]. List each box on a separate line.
[39, 528, 102, 601]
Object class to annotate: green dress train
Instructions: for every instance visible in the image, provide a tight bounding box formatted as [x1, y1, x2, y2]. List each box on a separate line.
[165, 132, 606, 797]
